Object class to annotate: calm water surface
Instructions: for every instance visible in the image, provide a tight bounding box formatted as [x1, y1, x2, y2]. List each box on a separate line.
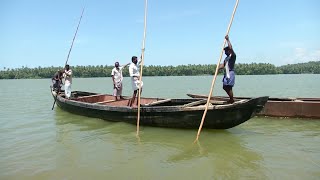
[0, 75, 319, 179]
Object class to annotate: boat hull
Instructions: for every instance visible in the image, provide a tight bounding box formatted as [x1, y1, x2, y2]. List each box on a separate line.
[52, 90, 268, 129]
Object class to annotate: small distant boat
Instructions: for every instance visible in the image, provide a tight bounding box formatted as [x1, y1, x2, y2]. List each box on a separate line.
[187, 94, 320, 119]
[51, 89, 268, 129]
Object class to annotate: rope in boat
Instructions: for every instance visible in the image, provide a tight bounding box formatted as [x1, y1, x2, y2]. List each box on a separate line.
[51, 6, 85, 110]
[137, 0, 148, 136]
[195, 0, 239, 142]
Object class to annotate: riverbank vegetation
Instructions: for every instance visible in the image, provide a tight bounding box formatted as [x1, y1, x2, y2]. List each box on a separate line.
[0, 61, 319, 79]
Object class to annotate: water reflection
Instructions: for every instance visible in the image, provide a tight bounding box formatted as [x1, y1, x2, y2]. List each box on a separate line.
[141, 129, 266, 179]
[54, 109, 267, 179]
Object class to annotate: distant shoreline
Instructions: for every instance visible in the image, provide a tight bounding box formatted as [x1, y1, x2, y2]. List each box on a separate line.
[1, 61, 319, 79]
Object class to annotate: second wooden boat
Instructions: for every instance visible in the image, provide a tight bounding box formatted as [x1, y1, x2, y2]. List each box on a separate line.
[187, 93, 320, 119]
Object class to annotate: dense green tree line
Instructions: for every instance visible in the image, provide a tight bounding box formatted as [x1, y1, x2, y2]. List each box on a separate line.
[278, 61, 320, 74]
[0, 61, 319, 79]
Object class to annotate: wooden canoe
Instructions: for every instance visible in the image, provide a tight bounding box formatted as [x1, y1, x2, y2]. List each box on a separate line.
[51, 89, 269, 129]
[187, 94, 320, 119]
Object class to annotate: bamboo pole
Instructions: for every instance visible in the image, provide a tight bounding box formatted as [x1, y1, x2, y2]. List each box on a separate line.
[52, 6, 85, 110]
[194, 0, 239, 142]
[64, 7, 85, 66]
[136, 0, 148, 136]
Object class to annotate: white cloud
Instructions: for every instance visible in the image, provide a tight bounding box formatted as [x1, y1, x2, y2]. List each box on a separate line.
[312, 49, 320, 57]
[282, 47, 320, 65]
[294, 47, 306, 59]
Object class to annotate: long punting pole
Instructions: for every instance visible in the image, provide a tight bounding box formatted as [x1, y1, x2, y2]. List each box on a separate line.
[136, 0, 148, 136]
[52, 6, 85, 110]
[195, 0, 239, 141]
[64, 7, 85, 66]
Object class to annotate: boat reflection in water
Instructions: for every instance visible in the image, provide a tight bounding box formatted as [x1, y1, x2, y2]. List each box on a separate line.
[54, 109, 266, 179]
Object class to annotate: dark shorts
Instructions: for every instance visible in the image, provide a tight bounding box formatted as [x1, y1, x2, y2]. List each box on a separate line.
[222, 71, 235, 87]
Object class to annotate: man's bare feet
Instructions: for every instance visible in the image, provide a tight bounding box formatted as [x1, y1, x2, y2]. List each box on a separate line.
[227, 99, 235, 104]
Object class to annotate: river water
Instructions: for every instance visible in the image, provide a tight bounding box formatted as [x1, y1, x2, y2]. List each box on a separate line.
[0, 75, 319, 179]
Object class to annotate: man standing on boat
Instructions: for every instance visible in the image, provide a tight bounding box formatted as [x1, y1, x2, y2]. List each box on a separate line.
[219, 35, 236, 104]
[111, 61, 130, 100]
[63, 64, 72, 99]
[128, 56, 143, 107]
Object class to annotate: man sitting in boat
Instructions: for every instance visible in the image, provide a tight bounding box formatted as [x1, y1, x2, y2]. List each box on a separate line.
[128, 56, 143, 107]
[51, 70, 63, 92]
[111, 61, 129, 100]
[219, 35, 236, 104]
[63, 64, 72, 99]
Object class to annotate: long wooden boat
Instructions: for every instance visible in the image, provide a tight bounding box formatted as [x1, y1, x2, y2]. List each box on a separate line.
[187, 94, 320, 119]
[51, 89, 269, 129]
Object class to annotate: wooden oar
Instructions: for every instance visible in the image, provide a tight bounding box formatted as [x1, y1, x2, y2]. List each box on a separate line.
[136, 0, 148, 136]
[194, 0, 239, 142]
[52, 6, 85, 110]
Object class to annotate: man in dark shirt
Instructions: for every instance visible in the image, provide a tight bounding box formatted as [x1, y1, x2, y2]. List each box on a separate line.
[52, 70, 63, 92]
[219, 35, 236, 103]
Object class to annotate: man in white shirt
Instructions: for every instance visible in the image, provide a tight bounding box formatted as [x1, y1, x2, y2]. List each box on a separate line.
[128, 56, 143, 107]
[111, 61, 129, 100]
[63, 64, 72, 99]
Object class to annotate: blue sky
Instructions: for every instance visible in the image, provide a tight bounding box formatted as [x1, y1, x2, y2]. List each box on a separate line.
[0, 0, 319, 69]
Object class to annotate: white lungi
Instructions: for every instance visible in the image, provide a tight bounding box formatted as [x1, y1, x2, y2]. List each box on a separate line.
[113, 82, 123, 96]
[65, 82, 72, 98]
[131, 77, 143, 91]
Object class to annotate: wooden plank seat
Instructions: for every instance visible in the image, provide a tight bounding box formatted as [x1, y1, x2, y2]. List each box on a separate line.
[75, 94, 104, 100]
[142, 99, 172, 107]
[210, 100, 227, 105]
[95, 99, 117, 104]
[183, 99, 207, 107]
[182, 99, 228, 107]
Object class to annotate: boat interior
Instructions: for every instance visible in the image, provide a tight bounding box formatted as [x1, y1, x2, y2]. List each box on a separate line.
[60, 91, 229, 108]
